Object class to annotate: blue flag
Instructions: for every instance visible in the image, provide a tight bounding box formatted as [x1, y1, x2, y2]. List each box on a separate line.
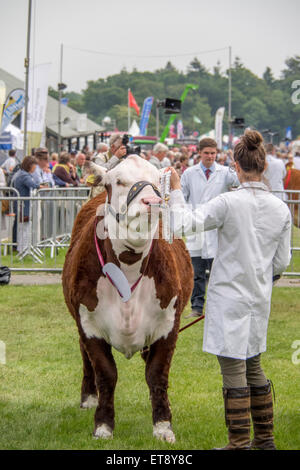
[139, 97, 154, 136]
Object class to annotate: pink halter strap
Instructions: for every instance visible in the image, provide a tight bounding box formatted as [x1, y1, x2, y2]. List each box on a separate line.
[94, 218, 154, 299]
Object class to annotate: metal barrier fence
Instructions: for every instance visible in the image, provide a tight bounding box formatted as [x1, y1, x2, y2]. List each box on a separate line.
[0, 187, 300, 274]
[0, 187, 90, 271]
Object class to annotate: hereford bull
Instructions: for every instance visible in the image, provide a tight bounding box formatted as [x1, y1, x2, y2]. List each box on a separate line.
[62, 155, 193, 442]
[284, 168, 300, 227]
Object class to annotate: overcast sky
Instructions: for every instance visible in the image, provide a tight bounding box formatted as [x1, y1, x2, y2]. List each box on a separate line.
[0, 0, 299, 93]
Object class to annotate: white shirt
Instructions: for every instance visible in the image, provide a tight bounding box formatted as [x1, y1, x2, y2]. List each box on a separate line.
[1, 156, 17, 173]
[0, 168, 6, 187]
[171, 182, 291, 359]
[264, 154, 286, 200]
[181, 162, 239, 258]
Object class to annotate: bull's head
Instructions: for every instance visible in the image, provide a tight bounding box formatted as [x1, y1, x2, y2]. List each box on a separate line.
[95, 155, 162, 249]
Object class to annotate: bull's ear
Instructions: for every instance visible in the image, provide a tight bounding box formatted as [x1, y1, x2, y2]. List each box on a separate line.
[91, 163, 107, 186]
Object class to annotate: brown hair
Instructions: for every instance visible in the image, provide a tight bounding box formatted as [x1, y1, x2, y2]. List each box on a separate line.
[265, 143, 274, 154]
[21, 156, 38, 173]
[198, 138, 217, 151]
[58, 151, 70, 165]
[234, 130, 266, 174]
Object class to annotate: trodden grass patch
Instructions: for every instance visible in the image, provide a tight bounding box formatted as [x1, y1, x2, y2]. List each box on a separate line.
[0, 284, 299, 450]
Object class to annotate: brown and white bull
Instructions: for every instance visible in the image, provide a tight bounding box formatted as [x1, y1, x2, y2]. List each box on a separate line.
[62, 155, 193, 442]
[284, 168, 300, 227]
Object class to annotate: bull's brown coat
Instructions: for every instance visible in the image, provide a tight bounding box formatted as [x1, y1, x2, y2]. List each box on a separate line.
[62, 190, 193, 437]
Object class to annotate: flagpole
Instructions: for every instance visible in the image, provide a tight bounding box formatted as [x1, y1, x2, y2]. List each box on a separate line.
[228, 45, 232, 149]
[128, 88, 132, 132]
[23, 0, 32, 157]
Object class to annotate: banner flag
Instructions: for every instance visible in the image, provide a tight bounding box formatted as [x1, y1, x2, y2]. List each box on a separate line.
[286, 126, 292, 141]
[128, 89, 140, 116]
[0, 131, 12, 150]
[215, 106, 225, 150]
[139, 96, 154, 135]
[26, 63, 51, 153]
[0, 80, 6, 131]
[0, 88, 25, 135]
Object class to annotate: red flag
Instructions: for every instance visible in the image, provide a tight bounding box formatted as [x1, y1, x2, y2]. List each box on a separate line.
[128, 89, 140, 116]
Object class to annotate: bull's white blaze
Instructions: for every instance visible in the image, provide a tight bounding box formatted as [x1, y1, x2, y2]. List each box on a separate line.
[79, 276, 177, 359]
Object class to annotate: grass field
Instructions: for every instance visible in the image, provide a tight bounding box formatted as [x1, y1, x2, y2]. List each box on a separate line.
[0, 284, 299, 450]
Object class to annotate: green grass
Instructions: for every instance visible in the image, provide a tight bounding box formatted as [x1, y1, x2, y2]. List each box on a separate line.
[0, 247, 68, 270]
[0, 285, 299, 450]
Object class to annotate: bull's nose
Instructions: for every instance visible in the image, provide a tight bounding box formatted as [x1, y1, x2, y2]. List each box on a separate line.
[141, 196, 162, 206]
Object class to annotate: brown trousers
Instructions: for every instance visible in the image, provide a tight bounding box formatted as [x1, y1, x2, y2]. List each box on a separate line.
[217, 354, 267, 388]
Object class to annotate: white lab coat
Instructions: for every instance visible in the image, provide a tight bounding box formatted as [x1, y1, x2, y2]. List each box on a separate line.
[264, 154, 286, 200]
[181, 162, 239, 258]
[171, 182, 291, 359]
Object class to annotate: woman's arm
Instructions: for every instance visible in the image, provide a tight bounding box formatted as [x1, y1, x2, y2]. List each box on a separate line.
[169, 167, 227, 239]
[272, 210, 292, 276]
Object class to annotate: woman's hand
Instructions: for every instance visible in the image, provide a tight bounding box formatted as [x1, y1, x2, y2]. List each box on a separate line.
[165, 167, 181, 191]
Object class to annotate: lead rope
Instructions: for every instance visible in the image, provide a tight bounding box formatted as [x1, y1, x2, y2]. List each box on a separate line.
[160, 170, 173, 244]
[141, 314, 205, 356]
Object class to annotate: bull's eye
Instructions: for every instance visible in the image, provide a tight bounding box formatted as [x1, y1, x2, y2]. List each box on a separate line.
[116, 179, 125, 186]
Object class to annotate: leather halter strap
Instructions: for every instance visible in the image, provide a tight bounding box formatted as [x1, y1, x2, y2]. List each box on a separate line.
[127, 180, 161, 207]
[109, 180, 161, 224]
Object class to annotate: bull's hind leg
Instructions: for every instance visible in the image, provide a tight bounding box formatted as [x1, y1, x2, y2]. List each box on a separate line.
[80, 335, 118, 439]
[145, 334, 177, 444]
[79, 338, 98, 409]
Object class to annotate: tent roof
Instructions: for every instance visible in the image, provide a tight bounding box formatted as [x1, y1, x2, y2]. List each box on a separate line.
[0, 68, 105, 138]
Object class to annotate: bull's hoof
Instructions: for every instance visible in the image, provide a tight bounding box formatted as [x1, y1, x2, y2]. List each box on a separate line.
[153, 421, 176, 444]
[93, 423, 113, 440]
[80, 394, 98, 409]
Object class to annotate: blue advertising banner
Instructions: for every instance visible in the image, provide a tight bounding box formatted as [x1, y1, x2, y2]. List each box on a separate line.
[0, 88, 25, 135]
[139, 97, 154, 136]
[0, 131, 12, 150]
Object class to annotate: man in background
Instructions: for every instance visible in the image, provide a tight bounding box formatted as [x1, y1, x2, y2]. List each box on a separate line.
[149, 143, 169, 169]
[181, 138, 239, 318]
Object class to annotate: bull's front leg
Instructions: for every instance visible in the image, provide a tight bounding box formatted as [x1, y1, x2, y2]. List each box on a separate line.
[80, 334, 118, 439]
[145, 331, 178, 444]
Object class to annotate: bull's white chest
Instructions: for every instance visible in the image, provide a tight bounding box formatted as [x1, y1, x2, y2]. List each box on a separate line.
[79, 276, 177, 359]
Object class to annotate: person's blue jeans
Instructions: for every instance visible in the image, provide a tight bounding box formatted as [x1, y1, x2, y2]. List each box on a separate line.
[191, 257, 214, 313]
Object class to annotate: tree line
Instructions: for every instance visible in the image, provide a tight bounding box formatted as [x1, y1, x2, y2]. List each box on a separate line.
[49, 55, 300, 140]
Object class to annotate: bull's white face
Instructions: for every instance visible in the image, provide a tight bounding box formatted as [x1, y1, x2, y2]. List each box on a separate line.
[100, 155, 162, 249]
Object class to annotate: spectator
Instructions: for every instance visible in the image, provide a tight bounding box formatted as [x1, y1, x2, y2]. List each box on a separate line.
[75, 153, 86, 183]
[1, 149, 18, 176]
[94, 133, 125, 166]
[286, 153, 294, 171]
[32, 148, 55, 188]
[53, 152, 79, 187]
[264, 143, 286, 200]
[179, 155, 189, 173]
[49, 153, 58, 170]
[149, 143, 168, 169]
[93, 143, 109, 164]
[81, 145, 90, 155]
[12, 156, 41, 252]
[180, 137, 239, 319]
[0, 167, 6, 187]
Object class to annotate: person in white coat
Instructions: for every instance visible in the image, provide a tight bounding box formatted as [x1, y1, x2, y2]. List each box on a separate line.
[169, 130, 291, 450]
[181, 138, 239, 318]
[264, 144, 286, 200]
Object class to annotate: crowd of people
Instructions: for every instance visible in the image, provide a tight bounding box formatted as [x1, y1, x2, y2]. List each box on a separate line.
[1, 134, 296, 195]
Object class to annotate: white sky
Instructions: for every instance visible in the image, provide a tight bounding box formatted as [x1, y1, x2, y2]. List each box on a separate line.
[0, 0, 299, 93]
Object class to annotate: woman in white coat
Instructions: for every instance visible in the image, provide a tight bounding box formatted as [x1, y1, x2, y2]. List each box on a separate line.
[169, 130, 291, 450]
